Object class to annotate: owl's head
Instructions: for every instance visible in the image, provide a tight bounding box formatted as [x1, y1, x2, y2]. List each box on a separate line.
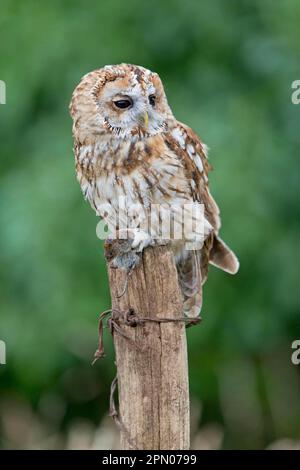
[70, 64, 173, 141]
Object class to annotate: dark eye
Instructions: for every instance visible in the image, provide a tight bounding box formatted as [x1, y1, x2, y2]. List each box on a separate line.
[149, 94, 156, 106]
[113, 98, 132, 109]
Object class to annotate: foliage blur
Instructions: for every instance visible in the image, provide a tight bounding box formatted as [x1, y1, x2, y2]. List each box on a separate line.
[0, 0, 300, 449]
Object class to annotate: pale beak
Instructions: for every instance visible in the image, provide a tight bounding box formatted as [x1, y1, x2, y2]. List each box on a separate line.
[143, 112, 149, 129]
[138, 112, 149, 129]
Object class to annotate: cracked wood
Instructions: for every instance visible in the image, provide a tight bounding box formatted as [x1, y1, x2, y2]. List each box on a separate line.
[107, 245, 190, 450]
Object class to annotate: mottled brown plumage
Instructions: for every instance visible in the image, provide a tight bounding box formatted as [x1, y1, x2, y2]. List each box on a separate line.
[70, 64, 239, 317]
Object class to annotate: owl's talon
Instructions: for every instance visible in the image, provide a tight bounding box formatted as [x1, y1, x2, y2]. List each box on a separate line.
[130, 230, 152, 252]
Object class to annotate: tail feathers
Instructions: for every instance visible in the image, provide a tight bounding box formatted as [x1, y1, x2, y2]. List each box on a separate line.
[177, 251, 202, 317]
[209, 235, 239, 275]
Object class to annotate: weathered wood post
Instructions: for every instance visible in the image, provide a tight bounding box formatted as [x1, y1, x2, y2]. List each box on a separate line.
[106, 244, 190, 450]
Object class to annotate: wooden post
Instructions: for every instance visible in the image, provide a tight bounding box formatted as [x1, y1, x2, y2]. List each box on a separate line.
[106, 245, 190, 450]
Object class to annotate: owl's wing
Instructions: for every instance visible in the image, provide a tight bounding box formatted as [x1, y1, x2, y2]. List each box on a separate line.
[165, 121, 239, 277]
[165, 121, 220, 231]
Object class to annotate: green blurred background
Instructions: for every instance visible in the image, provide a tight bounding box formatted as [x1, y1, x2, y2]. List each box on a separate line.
[0, 0, 300, 449]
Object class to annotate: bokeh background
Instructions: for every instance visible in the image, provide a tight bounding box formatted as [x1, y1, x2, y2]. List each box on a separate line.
[1, 0, 300, 450]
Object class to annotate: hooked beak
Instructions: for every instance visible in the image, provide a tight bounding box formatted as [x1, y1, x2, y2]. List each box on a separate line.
[138, 112, 149, 129]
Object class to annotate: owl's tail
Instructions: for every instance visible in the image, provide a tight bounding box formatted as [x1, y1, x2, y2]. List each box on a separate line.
[177, 250, 202, 318]
[209, 234, 239, 275]
[176, 235, 239, 317]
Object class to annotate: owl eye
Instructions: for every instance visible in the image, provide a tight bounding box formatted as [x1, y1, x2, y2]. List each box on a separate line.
[149, 94, 156, 106]
[113, 98, 132, 109]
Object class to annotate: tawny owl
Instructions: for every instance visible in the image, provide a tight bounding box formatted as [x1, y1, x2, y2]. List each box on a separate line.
[70, 64, 239, 317]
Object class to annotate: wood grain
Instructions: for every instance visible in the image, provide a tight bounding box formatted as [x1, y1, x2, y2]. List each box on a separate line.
[107, 245, 190, 450]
